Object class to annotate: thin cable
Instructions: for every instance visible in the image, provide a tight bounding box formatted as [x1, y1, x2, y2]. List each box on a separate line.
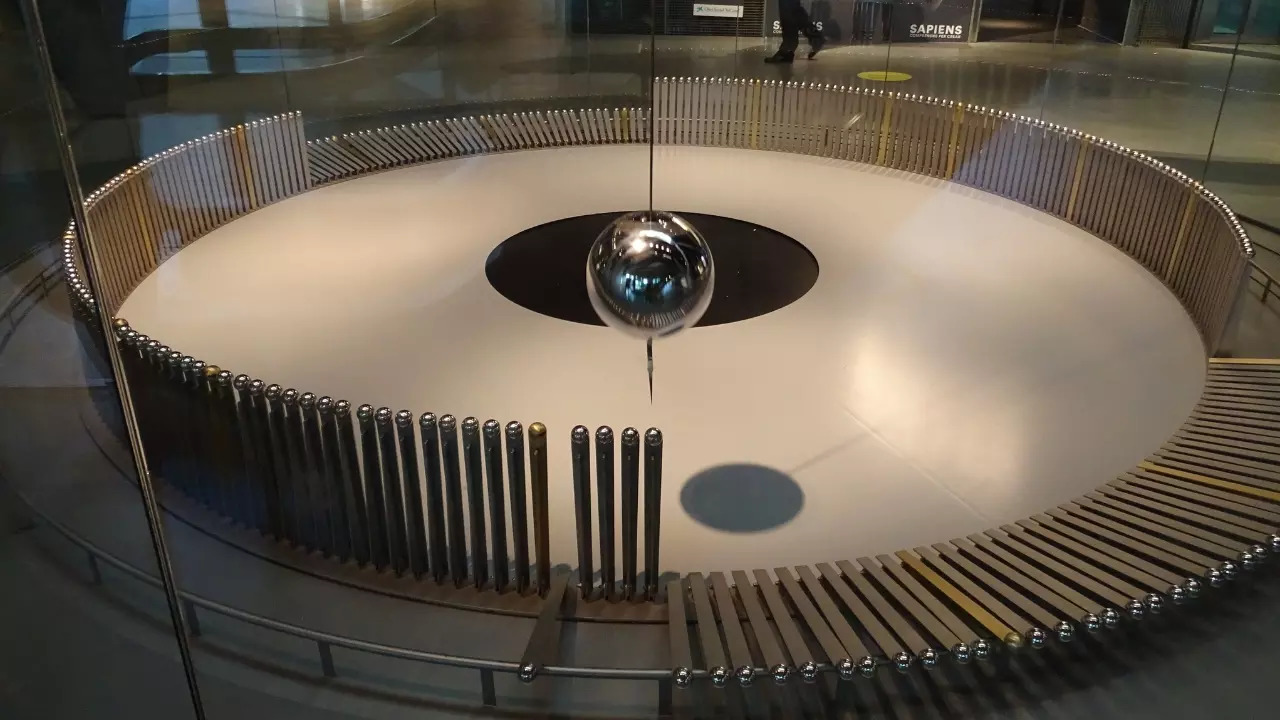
[649, 0, 657, 212]
[18, 1, 207, 717]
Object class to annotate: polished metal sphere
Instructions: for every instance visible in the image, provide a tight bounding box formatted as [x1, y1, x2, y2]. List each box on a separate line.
[1055, 621, 1074, 644]
[1027, 627, 1048, 649]
[710, 665, 730, 688]
[952, 642, 972, 665]
[1207, 568, 1225, 588]
[586, 210, 714, 340]
[673, 667, 693, 689]
[1082, 613, 1102, 634]
[1127, 599, 1146, 620]
[836, 657, 856, 681]
[893, 651, 913, 673]
[1184, 578, 1202, 599]
[1145, 593, 1164, 615]
[518, 662, 538, 683]
[973, 639, 993, 660]
[858, 656, 878, 678]
[1168, 585, 1187, 605]
[1269, 534, 1280, 555]
[1221, 561, 1239, 580]
[735, 665, 755, 687]
[920, 648, 940, 668]
[771, 664, 791, 685]
[1101, 607, 1121, 629]
[799, 661, 819, 683]
[1240, 550, 1258, 570]
[1251, 543, 1268, 561]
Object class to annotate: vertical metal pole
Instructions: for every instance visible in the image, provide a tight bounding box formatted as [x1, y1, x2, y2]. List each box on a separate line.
[375, 408, 409, 575]
[395, 411, 429, 579]
[506, 421, 531, 593]
[282, 389, 316, 551]
[357, 405, 391, 570]
[265, 385, 297, 543]
[596, 427, 616, 600]
[643, 428, 663, 600]
[230, 375, 265, 530]
[204, 368, 235, 518]
[248, 382, 281, 539]
[620, 427, 640, 600]
[483, 420, 510, 592]
[440, 415, 468, 586]
[299, 393, 332, 555]
[419, 413, 449, 582]
[571, 426, 594, 597]
[314, 397, 345, 558]
[529, 422, 551, 594]
[334, 401, 371, 566]
[461, 418, 489, 589]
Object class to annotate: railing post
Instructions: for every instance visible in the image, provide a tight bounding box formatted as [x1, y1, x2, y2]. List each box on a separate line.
[318, 641, 336, 677]
[182, 598, 202, 637]
[87, 552, 102, 585]
[480, 668, 497, 707]
[657, 677, 673, 718]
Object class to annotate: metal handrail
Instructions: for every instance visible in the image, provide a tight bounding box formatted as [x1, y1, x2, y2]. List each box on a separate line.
[1250, 261, 1280, 307]
[0, 259, 677, 713]
[0, 247, 63, 355]
[18, 492, 670, 681]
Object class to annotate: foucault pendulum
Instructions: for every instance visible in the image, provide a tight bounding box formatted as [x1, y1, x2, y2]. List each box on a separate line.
[586, 211, 715, 403]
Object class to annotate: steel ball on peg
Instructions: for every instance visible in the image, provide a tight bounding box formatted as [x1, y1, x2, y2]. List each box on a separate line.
[586, 210, 715, 339]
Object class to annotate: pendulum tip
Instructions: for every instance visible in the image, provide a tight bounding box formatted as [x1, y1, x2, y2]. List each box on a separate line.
[646, 338, 654, 404]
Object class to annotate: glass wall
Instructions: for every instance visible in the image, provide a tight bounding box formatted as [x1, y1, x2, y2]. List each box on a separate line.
[0, 3, 196, 719]
[2, 1, 1279, 718]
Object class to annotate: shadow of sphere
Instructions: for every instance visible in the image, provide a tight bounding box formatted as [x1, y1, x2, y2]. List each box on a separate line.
[680, 464, 804, 533]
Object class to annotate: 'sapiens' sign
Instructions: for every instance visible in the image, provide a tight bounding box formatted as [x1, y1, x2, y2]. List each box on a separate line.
[892, 2, 972, 43]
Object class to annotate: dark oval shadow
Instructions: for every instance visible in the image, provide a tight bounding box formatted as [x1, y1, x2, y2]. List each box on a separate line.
[486, 212, 818, 327]
[680, 464, 804, 533]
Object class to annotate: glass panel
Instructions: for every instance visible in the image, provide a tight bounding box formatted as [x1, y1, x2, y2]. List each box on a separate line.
[0, 3, 199, 718]
[9, 1, 1280, 718]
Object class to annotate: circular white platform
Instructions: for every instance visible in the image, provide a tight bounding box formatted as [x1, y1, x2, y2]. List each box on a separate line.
[120, 145, 1207, 574]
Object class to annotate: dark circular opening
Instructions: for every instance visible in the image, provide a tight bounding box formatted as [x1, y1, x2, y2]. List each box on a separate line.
[486, 212, 818, 327]
[680, 464, 805, 533]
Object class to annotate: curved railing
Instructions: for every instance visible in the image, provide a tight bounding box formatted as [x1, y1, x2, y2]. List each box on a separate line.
[53, 78, 1278, 700]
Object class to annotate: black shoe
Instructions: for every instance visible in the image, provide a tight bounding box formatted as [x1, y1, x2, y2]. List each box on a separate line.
[764, 50, 795, 64]
[807, 33, 826, 59]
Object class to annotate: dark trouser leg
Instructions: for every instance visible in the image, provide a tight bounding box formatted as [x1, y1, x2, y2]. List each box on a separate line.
[777, 0, 806, 53]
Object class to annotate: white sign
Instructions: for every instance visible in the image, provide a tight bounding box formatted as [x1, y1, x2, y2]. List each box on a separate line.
[694, 3, 745, 18]
[908, 23, 965, 40]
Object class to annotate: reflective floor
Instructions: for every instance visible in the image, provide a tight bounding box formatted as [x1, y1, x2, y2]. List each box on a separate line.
[115, 145, 1206, 572]
[5, 17, 1280, 271]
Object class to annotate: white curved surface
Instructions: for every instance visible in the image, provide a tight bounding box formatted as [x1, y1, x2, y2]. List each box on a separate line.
[118, 145, 1207, 574]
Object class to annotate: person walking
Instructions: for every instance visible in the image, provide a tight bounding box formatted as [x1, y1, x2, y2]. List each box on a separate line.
[766, 0, 825, 63]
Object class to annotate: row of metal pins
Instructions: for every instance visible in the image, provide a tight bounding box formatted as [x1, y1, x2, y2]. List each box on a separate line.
[570, 425, 665, 600]
[68, 113, 308, 318]
[113, 320, 623, 599]
[69, 85, 1249, 350]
